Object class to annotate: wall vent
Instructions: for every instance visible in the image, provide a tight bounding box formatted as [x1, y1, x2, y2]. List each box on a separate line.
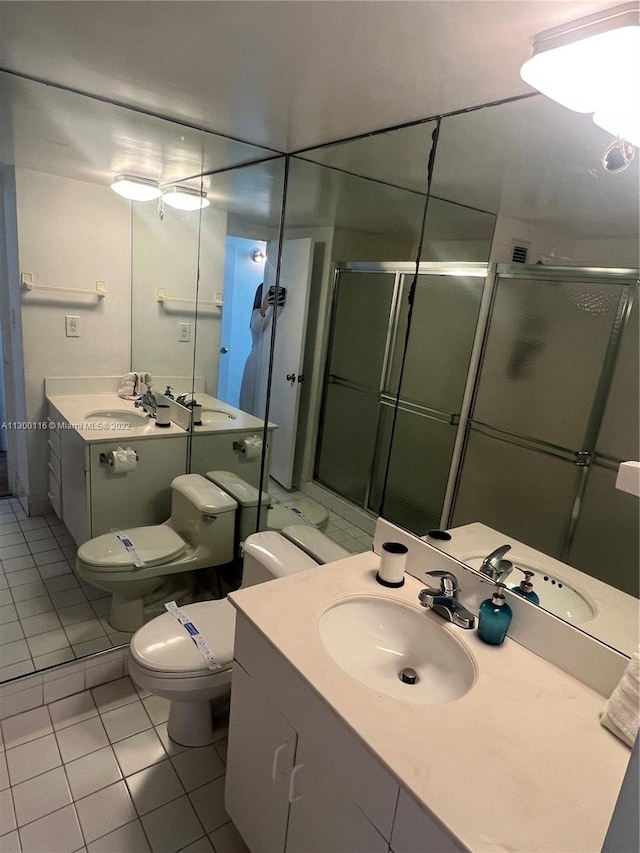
[511, 242, 530, 263]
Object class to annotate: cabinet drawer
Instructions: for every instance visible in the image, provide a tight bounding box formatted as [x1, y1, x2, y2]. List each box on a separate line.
[48, 471, 62, 519]
[47, 424, 61, 457]
[48, 452, 61, 482]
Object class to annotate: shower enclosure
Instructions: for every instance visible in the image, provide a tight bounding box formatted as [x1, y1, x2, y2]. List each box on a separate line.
[314, 261, 486, 522]
[315, 262, 639, 596]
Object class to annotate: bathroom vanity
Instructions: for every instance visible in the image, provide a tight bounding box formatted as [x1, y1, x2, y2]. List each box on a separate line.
[226, 550, 631, 853]
[187, 392, 275, 488]
[46, 392, 188, 543]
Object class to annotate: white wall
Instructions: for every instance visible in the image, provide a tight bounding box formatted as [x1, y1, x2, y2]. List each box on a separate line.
[572, 238, 639, 268]
[489, 215, 576, 265]
[489, 216, 639, 268]
[16, 169, 132, 509]
[131, 201, 228, 398]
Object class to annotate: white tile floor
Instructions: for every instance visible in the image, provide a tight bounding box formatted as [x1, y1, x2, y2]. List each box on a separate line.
[0, 676, 247, 853]
[0, 500, 127, 683]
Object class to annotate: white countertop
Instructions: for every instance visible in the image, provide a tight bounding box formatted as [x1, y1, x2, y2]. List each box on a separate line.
[188, 392, 275, 435]
[229, 551, 631, 853]
[47, 393, 187, 442]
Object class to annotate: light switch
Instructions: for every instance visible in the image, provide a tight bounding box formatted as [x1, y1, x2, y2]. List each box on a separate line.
[178, 322, 191, 342]
[65, 315, 80, 337]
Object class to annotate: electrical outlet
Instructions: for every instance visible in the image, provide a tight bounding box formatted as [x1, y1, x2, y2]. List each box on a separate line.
[178, 322, 191, 342]
[65, 315, 80, 337]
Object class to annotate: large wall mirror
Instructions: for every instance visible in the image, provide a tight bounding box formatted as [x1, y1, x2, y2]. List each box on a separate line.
[0, 71, 285, 681]
[381, 96, 639, 657]
[2, 70, 637, 685]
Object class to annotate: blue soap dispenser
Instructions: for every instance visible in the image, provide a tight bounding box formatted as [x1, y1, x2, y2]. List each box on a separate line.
[510, 569, 540, 605]
[477, 582, 512, 645]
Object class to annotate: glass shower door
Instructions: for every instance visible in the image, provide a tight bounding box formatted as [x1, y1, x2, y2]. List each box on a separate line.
[375, 269, 485, 531]
[452, 266, 638, 591]
[314, 270, 398, 505]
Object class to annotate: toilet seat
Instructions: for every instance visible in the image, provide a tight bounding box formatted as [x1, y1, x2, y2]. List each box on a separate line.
[78, 525, 186, 571]
[130, 599, 235, 676]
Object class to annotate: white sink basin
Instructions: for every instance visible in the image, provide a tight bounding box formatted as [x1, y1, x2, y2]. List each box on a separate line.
[84, 409, 150, 428]
[319, 597, 476, 704]
[198, 408, 237, 425]
[465, 557, 596, 624]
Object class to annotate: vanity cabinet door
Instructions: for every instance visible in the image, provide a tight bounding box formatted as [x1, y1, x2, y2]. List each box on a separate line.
[225, 662, 297, 853]
[390, 789, 462, 853]
[60, 423, 90, 545]
[285, 740, 389, 853]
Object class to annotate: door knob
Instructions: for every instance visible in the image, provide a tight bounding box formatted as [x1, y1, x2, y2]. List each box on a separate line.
[220, 347, 228, 354]
[286, 373, 296, 382]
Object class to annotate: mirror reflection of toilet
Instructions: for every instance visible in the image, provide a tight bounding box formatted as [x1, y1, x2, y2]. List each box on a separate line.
[76, 470, 334, 633]
[128, 530, 350, 747]
[75, 475, 238, 632]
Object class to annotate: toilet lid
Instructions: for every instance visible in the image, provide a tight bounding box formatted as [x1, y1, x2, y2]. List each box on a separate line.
[130, 599, 236, 674]
[77, 526, 186, 570]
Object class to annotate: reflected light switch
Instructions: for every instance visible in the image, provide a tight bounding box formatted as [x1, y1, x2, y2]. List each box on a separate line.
[178, 323, 191, 342]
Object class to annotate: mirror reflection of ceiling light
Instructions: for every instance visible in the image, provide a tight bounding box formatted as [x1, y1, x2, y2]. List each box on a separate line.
[520, 3, 640, 146]
[110, 175, 162, 201]
[161, 186, 210, 211]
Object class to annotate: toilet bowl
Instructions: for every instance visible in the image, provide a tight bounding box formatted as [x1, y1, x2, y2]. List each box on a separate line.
[128, 529, 349, 747]
[76, 475, 237, 633]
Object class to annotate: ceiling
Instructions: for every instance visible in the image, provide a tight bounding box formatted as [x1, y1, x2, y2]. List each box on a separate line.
[0, 0, 611, 152]
[0, 1, 637, 243]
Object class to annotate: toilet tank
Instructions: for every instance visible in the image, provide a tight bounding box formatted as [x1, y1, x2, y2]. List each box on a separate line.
[170, 474, 237, 564]
[205, 471, 269, 545]
[241, 531, 318, 587]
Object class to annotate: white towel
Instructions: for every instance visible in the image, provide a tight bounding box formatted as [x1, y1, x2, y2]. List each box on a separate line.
[117, 372, 137, 400]
[601, 650, 640, 747]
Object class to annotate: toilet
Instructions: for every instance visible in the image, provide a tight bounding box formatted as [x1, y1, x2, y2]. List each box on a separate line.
[128, 529, 350, 747]
[76, 475, 238, 633]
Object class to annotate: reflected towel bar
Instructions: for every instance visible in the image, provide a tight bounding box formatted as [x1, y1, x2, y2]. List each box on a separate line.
[156, 287, 223, 307]
[21, 273, 107, 298]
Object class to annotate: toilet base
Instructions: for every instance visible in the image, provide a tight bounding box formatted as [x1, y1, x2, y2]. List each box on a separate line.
[167, 695, 230, 747]
[109, 573, 197, 632]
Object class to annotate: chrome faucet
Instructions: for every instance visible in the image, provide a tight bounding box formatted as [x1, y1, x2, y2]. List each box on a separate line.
[418, 571, 475, 629]
[479, 544, 513, 584]
[135, 391, 157, 417]
[176, 392, 195, 406]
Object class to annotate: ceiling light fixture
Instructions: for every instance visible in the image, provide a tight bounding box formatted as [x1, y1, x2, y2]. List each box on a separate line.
[520, 3, 640, 146]
[110, 175, 162, 202]
[161, 186, 210, 211]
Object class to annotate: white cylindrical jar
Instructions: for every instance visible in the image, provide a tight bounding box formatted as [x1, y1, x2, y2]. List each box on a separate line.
[376, 541, 408, 588]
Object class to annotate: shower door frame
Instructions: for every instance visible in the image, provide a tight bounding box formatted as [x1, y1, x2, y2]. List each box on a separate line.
[445, 263, 639, 563]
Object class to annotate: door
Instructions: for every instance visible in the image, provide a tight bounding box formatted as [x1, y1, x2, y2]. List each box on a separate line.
[217, 237, 267, 408]
[225, 664, 297, 853]
[263, 238, 313, 488]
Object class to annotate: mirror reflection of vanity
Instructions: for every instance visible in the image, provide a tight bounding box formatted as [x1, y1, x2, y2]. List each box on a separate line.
[2, 67, 638, 689]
